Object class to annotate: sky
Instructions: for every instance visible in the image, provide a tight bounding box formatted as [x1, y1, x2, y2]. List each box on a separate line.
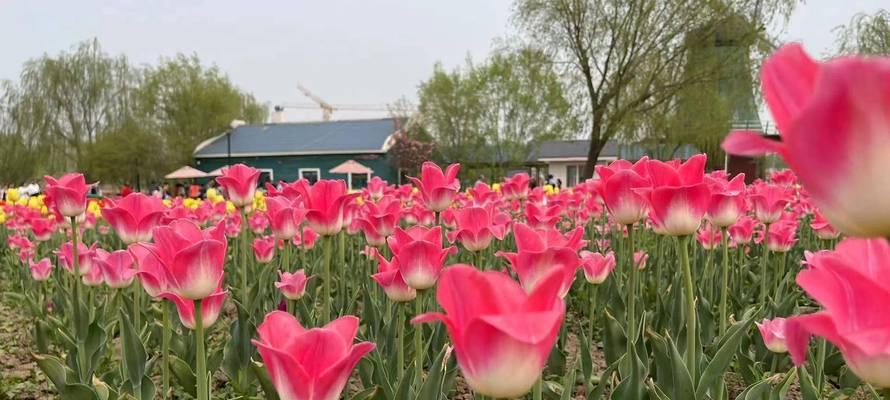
[0, 0, 886, 121]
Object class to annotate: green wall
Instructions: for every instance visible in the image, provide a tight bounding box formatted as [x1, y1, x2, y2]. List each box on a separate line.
[195, 153, 398, 184]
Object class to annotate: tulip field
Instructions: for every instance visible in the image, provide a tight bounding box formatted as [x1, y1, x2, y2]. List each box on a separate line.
[0, 44, 888, 400]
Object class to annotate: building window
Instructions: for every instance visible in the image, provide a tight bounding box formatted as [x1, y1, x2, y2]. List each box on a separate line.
[566, 165, 578, 187]
[299, 168, 320, 184]
[351, 173, 370, 190]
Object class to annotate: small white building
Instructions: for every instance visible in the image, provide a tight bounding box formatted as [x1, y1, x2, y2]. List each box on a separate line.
[527, 140, 620, 187]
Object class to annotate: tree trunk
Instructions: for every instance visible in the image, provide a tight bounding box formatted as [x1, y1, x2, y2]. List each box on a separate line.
[583, 122, 607, 180]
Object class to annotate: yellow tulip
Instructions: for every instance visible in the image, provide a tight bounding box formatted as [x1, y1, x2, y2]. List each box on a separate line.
[5, 188, 19, 203]
[0, 211, 6, 224]
[226, 201, 236, 214]
[206, 188, 219, 198]
[491, 183, 501, 192]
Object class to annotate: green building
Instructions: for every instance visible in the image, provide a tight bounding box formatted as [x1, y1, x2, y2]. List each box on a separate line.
[193, 118, 400, 189]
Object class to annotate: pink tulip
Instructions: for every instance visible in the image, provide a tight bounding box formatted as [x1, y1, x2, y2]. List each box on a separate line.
[294, 226, 319, 250]
[749, 183, 789, 224]
[413, 265, 564, 398]
[446, 205, 509, 252]
[387, 226, 454, 290]
[248, 211, 269, 235]
[769, 170, 797, 187]
[524, 202, 562, 230]
[30, 258, 53, 281]
[640, 155, 711, 236]
[216, 163, 261, 208]
[696, 225, 723, 250]
[81, 260, 105, 286]
[252, 312, 376, 400]
[294, 180, 359, 236]
[275, 270, 312, 300]
[130, 244, 167, 298]
[580, 251, 616, 284]
[705, 173, 746, 228]
[159, 289, 227, 330]
[265, 196, 306, 240]
[408, 162, 461, 212]
[44, 173, 91, 217]
[497, 223, 582, 298]
[253, 236, 276, 264]
[370, 250, 416, 302]
[56, 241, 97, 274]
[365, 176, 389, 200]
[597, 161, 650, 226]
[132, 219, 227, 300]
[30, 218, 56, 242]
[501, 172, 531, 200]
[634, 250, 649, 270]
[728, 216, 756, 245]
[467, 182, 500, 206]
[100, 193, 166, 244]
[757, 317, 788, 353]
[785, 238, 890, 387]
[721, 44, 890, 236]
[811, 209, 841, 240]
[359, 197, 401, 237]
[94, 249, 137, 289]
[766, 220, 797, 253]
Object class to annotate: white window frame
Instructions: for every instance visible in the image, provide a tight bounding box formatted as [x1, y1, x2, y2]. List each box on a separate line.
[258, 168, 274, 182]
[298, 168, 321, 182]
[347, 172, 372, 190]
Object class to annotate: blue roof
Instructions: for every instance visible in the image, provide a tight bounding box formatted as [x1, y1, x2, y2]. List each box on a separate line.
[194, 118, 397, 158]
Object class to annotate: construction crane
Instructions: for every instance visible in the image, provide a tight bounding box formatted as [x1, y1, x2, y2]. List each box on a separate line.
[296, 83, 335, 121]
[273, 84, 416, 122]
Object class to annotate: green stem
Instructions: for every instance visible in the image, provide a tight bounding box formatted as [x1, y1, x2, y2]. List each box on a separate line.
[761, 223, 771, 306]
[588, 283, 598, 341]
[162, 302, 170, 397]
[322, 237, 333, 324]
[626, 224, 638, 343]
[719, 227, 730, 335]
[678, 235, 697, 378]
[533, 375, 543, 400]
[195, 299, 208, 400]
[132, 281, 142, 330]
[70, 216, 89, 383]
[338, 231, 346, 314]
[814, 339, 827, 393]
[397, 303, 405, 380]
[240, 209, 249, 310]
[415, 290, 425, 389]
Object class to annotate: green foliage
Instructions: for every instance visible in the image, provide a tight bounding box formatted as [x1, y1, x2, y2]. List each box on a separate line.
[513, 0, 798, 176]
[0, 39, 266, 185]
[836, 9, 890, 56]
[418, 47, 577, 168]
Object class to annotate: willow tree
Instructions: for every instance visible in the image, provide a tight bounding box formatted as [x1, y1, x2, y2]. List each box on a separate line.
[836, 9, 890, 55]
[418, 48, 576, 172]
[513, 0, 797, 177]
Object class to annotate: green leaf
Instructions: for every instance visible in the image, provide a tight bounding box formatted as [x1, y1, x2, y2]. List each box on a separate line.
[668, 337, 696, 400]
[797, 367, 820, 400]
[579, 329, 594, 390]
[695, 318, 752, 399]
[351, 386, 379, 400]
[734, 379, 771, 400]
[416, 345, 450, 400]
[34, 353, 68, 391]
[60, 383, 99, 400]
[251, 360, 280, 400]
[168, 355, 196, 397]
[561, 364, 577, 400]
[394, 363, 414, 400]
[118, 310, 146, 386]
